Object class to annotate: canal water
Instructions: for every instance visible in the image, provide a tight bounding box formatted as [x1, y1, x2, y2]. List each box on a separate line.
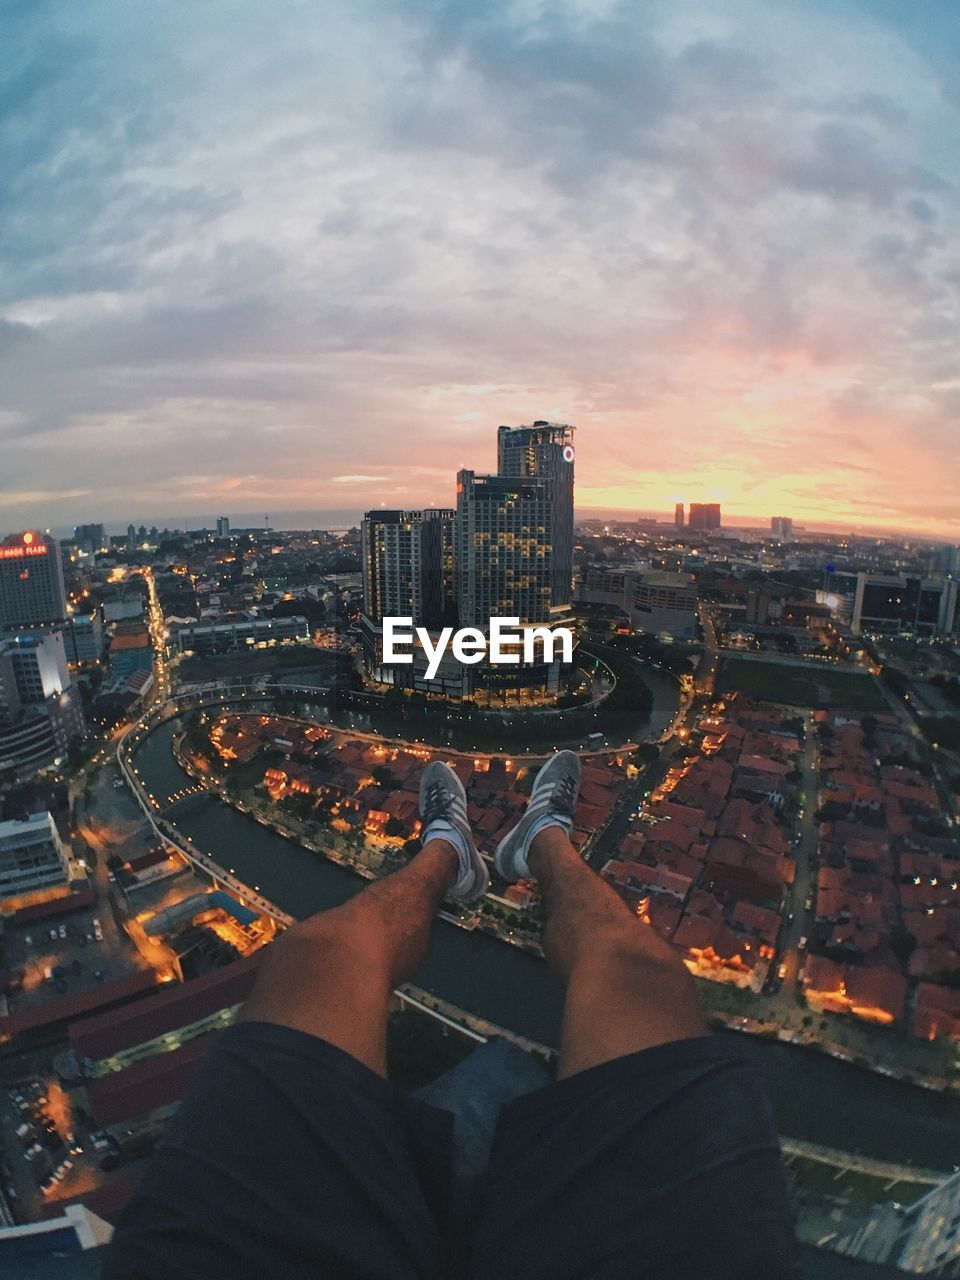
[135, 719, 960, 1170]
[218, 662, 682, 753]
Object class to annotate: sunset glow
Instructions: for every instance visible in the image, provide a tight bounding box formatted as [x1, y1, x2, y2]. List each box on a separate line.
[1, 1, 958, 537]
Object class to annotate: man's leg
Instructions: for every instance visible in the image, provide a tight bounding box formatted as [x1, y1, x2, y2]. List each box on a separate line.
[104, 761, 489, 1280]
[239, 837, 458, 1076]
[528, 824, 706, 1079]
[241, 756, 489, 1074]
[477, 753, 797, 1278]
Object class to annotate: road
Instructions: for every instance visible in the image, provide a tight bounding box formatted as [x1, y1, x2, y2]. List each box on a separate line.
[141, 566, 169, 701]
[778, 715, 819, 992]
[696, 604, 720, 694]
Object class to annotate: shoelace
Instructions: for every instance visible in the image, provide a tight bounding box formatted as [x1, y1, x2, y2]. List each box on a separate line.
[549, 774, 578, 814]
[423, 781, 455, 826]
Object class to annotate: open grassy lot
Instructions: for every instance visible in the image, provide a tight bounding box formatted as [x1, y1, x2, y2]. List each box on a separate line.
[718, 657, 888, 713]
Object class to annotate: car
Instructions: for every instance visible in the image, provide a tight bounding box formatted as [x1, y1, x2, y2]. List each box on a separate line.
[24, 1144, 41, 1161]
[778, 962, 788, 980]
[58, 924, 67, 940]
[48, 928, 58, 942]
[40, 1174, 58, 1194]
[799, 935, 808, 949]
[15, 1123, 31, 1140]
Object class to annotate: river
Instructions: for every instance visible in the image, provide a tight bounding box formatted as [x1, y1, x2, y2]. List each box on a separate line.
[134, 719, 960, 1170]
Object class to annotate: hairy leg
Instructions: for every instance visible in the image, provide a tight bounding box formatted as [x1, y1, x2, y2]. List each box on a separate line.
[528, 825, 706, 1079]
[239, 839, 458, 1076]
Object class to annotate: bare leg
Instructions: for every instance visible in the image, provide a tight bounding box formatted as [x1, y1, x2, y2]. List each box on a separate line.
[239, 839, 458, 1077]
[528, 826, 707, 1080]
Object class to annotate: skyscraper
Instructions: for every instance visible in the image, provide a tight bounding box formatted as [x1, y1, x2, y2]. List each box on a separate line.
[687, 503, 721, 531]
[455, 472, 552, 627]
[770, 516, 794, 539]
[0, 532, 67, 630]
[674, 503, 685, 529]
[361, 509, 454, 629]
[73, 523, 105, 553]
[496, 421, 574, 609]
[216, 516, 231, 539]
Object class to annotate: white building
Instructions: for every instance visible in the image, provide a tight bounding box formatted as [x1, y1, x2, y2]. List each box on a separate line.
[578, 566, 698, 640]
[67, 612, 105, 664]
[0, 811, 72, 898]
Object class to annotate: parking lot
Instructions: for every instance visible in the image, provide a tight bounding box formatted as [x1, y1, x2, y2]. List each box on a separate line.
[2, 899, 147, 1017]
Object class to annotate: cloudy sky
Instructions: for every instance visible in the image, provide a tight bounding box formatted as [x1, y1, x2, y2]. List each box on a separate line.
[2, 0, 959, 537]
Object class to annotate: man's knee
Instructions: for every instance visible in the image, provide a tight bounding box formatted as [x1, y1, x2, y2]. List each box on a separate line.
[273, 911, 387, 971]
[596, 922, 697, 997]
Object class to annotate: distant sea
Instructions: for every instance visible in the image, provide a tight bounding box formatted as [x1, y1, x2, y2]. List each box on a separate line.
[43, 506, 943, 543]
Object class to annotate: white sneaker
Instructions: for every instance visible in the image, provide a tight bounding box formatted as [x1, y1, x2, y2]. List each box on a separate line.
[419, 761, 489, 901]
[494, 751, 581, 882]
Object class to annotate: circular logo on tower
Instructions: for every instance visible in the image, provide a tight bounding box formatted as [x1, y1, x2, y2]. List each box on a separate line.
[562, 444, 575, 463]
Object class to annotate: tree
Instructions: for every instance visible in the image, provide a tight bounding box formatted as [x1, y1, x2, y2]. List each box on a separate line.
[372, 765, 396, 790]
[384, 817, 406, 838]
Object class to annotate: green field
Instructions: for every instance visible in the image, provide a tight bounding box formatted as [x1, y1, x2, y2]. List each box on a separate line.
[718, 657, 888, 713]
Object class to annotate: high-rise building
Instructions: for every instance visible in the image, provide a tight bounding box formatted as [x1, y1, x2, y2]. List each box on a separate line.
[850, 572, 958, 637]
[0, 811, 72, 899]
[216, 516, 231, 539]
[66, 612, 105, 665]
[0, 532, 67, 630]
[127, 524, 136, 548]
[74, 523, 105, 553]
[674, 503, 685, 529]
[455, 473, 552, 627]
[835, 1167, 960, 1273]
[687, 503, 721, 531]
[770, 516, 794, 539]
[361, 509, 454, 628]
[7, 631, 71, 704]
[937, 544, 960, 577]
[0, 632, 86, 776]
[497, 421, 575, 608]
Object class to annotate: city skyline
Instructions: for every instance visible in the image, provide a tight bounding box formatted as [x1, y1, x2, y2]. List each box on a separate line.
[2, 2, 959, 539]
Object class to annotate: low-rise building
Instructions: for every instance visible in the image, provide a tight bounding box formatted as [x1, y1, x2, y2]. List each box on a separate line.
[0, 811, 72, 899]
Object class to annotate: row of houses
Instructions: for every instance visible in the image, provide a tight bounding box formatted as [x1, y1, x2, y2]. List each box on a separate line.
[602, 693, 802, 991]
[803, 708, 960, 1033]
[210, 712, 631, 862]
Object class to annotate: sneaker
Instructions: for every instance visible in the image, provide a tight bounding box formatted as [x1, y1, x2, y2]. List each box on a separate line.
[419, 761, 490, 901]
[495, 751, 582, 882]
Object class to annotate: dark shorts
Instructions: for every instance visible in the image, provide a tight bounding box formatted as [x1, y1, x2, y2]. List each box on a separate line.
[103, 1022, 797, 1279]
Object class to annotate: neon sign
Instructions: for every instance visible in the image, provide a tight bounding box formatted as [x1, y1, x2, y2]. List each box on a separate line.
[0, 545, 48, 559]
